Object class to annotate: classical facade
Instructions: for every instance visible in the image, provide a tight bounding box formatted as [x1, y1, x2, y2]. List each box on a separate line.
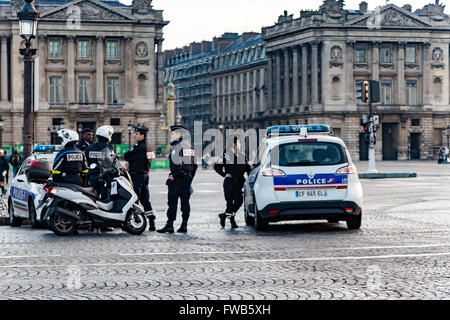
[262, 0, 450, 160]
[0, 0, 168, 150]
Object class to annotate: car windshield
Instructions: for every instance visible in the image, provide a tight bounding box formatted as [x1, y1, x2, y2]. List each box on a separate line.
[272, 141, 347, 166]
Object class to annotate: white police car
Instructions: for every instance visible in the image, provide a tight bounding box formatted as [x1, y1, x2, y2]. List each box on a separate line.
[8, 146, 58, 228]
[244, 125, 363, 231]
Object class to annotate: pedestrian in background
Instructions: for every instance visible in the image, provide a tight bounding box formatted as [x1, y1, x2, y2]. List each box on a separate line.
[438, 146, 445, 164]
[214, 137, 252, 229]
[445, 145, 449, 163]
[0, 149, 10, 196]
[3, 149, 9, 185]
[9, 149, 23, 177]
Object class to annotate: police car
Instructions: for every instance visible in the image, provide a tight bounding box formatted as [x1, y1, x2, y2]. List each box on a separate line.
[244, 125, 363, 231]
[8, 146, 58, 228]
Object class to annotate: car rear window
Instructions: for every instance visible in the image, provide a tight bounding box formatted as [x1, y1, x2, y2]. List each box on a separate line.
[272, 142, 347, 166]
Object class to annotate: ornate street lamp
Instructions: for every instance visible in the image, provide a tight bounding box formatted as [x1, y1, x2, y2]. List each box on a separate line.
[18, 0, 39, 158]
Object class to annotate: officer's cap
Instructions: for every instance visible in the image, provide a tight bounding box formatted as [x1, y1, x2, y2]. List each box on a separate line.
[135, 125, 149, 135]
[170, 125, 187, 131]
[81, 128, 93, 134]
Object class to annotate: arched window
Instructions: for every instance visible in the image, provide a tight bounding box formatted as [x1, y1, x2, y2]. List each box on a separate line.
[138, 74, 147, 97]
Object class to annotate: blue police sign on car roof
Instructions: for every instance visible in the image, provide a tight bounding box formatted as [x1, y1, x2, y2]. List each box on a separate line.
[33, 145, 61, 153]
[266, 125, 332, 137]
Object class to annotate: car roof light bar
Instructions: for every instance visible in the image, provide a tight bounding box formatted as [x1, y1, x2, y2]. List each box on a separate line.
[266, 125, 332, 137]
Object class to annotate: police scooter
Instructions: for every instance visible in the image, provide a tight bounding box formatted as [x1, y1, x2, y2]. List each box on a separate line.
[41, 158, 147, 236]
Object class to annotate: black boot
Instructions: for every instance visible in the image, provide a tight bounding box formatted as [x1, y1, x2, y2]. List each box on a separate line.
[218, 213, 227, 228]
[177, 219, 188, 233]
[157, 221, 174, 233]
[230, 216, 238, 229]
[146, 212, 156, 232]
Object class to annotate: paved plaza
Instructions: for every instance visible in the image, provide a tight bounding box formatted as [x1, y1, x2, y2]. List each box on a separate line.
[0, 161, 448, 300]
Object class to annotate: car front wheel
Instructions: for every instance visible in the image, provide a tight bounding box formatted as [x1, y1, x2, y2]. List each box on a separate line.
[8, 199, 22, 227]
[28, 199, 40, 229]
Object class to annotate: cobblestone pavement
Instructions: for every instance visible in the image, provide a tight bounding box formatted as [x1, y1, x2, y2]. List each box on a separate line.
[0, 161, 448, 300]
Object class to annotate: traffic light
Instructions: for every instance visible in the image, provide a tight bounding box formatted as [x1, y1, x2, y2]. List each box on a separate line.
[356, 80, 368, 103]
[369, 80, 380, 103]
[363, 80, 370, 103]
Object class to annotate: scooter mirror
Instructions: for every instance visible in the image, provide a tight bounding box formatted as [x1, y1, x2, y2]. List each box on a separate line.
[90, 163, 97, 170]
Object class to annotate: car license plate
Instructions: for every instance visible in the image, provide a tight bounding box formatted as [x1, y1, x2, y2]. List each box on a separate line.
[295, 190, 328, 198]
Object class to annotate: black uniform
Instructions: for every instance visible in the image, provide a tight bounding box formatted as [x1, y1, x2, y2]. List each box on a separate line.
[85, 140, 116, 198]
[52, 143, 88, 186]
[214, 151, 251, 227]
[124, 139, 154, 213]
[0, 155, 9, 194]
[76, 139, 90, 152]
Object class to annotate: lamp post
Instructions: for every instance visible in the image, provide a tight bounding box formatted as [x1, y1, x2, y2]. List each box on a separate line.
[18, 0, 39, 158]
[0, 115, 3, 147]
[127, 120, 133, 149]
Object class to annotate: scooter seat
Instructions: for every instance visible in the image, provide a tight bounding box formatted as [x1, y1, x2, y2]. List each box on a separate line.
[58, 183, 99, 199]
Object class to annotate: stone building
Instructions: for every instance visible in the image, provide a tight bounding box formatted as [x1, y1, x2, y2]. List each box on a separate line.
[210, 33, 266, 131]
[163, 32, 267, 135]
[261, 0, 450, 160]
[0, 0, 168, 151]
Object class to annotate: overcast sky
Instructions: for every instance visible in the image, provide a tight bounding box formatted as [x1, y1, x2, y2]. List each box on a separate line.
[121, 0, 448, 50]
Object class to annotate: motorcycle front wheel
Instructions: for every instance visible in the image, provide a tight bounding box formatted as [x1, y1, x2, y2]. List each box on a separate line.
[123, 210, 147, 235]
[49, 213, 78, 236]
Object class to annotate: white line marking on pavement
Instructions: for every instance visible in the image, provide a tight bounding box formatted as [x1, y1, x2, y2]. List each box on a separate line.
[118, 243, 450, 256]
[0, 252, 448, 269]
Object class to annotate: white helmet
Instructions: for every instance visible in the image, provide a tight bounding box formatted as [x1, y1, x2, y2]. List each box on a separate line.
[58, 129, 79, 147]
[96, 125, 114, 142]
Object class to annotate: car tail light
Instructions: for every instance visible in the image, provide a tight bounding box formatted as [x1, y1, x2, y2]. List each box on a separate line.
[269, 210, 280, 214]
[30, 161, 43, 167]
[262, 168, 286, 177]
[345, 208, 354, 213]
[336, 165, 357, 175]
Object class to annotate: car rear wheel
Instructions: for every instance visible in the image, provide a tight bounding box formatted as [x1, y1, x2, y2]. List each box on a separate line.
[28, 199, 40, 229]
[346, 213, 362, 230]
[254, 204, 268, 231]
[244, 209, 254, 226]
[8, 199, 22, 227]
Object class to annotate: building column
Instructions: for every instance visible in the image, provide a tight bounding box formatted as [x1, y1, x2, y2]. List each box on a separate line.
[266, 53, 273, 109]
[259, 67, 265, 113]
[346, 41, 354, 106]
[283, 48, 290, 107]
[423, 42, 431, 105]
[301, 45, 308, 105]
[67, 36, 75, 103]
[311, 42, 319, 104]
[96, 36, 104, 104]
[253, 69, 257, 115]
[1, 35, 8, 102]
[275, 51, 282, 108]
[292, 46, 299, 106]
[397, 42, 405, 105]
[155, 38, 163, 104]
[372, 41, 380, 81]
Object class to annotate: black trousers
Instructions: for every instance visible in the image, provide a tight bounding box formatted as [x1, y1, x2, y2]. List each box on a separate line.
[223, 178, 243, 214]
[131, 173, 152, 212]
[166, 176, 192, 222]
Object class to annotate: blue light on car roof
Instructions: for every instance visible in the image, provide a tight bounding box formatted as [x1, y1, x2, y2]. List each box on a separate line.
[266, 125, 331, 137]
[33, 145, 60, 152]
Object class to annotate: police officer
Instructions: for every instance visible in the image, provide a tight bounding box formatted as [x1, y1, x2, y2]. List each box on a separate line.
[76, 128, 93, 152]
[124, 125, 156, 232]
[85, 125, 116, 200]
[52, 129, 88, 186]
[214, 137, 252, 229]
[157, 125, 198, 233]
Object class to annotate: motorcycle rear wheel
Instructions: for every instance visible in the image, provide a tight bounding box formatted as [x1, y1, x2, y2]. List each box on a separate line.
[49, 213, 78, 236]
[123, 210, 147, 235]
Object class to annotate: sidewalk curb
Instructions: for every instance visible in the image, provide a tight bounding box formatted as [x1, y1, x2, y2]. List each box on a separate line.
[359, 173, 417, 179]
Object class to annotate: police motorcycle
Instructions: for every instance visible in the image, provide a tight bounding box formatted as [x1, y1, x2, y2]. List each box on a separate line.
[40, 157, 147, 236]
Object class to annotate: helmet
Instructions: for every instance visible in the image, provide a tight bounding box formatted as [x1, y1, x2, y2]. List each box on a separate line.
[58, 129, 79, 147]
[96, 125, 114, 142]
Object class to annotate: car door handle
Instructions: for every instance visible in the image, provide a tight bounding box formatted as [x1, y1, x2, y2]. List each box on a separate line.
[17, 179, 25, 183]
